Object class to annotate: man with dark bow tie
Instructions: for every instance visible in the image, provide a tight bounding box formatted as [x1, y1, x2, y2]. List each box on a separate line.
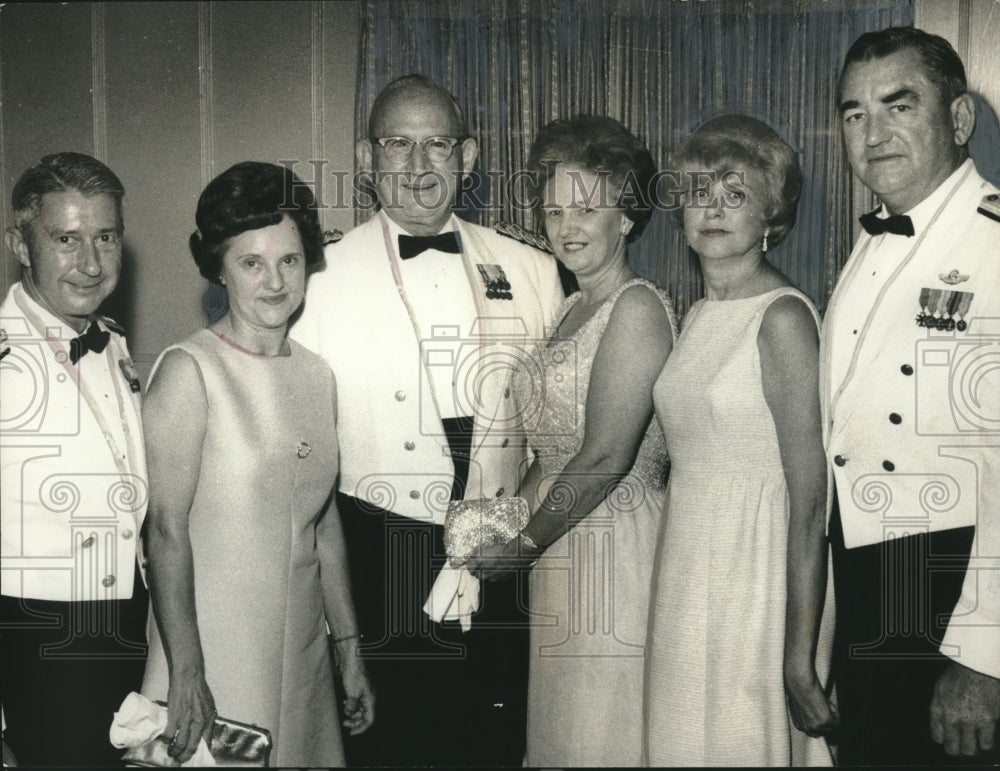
[822, 27, 1000, 765]
[0, 152, 148, 766]
[292, 74, 562, 766]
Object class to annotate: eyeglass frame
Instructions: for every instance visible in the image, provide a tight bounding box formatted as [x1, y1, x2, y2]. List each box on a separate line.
[372, 135, 469, 164]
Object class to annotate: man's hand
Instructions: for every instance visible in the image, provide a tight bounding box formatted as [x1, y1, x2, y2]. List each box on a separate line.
[930, 660, 1000, 756]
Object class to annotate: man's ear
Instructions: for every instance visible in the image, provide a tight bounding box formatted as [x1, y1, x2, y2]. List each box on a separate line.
[4, 226, 31, 269]
[459, 136, 479, 175]
[356, 138, 374, 172]
[951, 93, 976, 147]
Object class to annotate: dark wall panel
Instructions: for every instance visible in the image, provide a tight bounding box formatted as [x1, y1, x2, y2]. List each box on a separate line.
[210, 2, 315, 173]
[103, 2, 205, 369]
[0, 3, 96, 289]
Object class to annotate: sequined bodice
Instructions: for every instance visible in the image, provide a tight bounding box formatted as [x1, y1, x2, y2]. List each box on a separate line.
[513, 278, 677, 489]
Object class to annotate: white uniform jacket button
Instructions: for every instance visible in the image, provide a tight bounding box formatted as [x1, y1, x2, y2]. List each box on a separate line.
[81, 536, 96, 549]
[121, 529, 134, 540]
[404, 441, 416, 451]
[395, 390, 406, 402]
[101, 575, 116, 587]
[409, 490, 420, 499]
[495, 487, 505, 497]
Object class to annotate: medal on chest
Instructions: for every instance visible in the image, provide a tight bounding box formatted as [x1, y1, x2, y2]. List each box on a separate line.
[916, 287, 974, 331]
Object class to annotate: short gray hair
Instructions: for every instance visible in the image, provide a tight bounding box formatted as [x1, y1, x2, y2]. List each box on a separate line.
[11, 152, 125, 231]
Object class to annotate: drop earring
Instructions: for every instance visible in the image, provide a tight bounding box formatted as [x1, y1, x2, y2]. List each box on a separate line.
[762, 228, 770, 254]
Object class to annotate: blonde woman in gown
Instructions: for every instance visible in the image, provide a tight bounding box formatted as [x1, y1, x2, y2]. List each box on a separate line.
[645, 116, 837, 766]
[468, 116, 676, 766]
[141, 163, 373, 766]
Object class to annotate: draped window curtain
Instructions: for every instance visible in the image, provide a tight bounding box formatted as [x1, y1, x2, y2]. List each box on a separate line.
[355, 0, 914, 316]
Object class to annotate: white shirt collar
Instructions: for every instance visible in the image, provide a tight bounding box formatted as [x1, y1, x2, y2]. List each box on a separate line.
[14, 281, 92, 340]
[878, 158, 973, 236]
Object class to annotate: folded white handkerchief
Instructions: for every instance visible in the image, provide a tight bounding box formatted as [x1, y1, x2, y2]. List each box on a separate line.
[109, 691, 215, 766]
[423, 564, 481, 631]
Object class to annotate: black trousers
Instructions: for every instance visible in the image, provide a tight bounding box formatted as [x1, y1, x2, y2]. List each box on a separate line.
[0, 573, 148, 767]
[830, 507, 997, 766]
[337, 418, 530, 767]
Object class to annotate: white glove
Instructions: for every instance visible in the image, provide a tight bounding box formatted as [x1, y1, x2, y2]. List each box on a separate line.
[422, 564, 481, 632]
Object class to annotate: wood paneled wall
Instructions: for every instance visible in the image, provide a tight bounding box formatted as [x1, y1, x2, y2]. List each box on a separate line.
[0, 1, 360, 378]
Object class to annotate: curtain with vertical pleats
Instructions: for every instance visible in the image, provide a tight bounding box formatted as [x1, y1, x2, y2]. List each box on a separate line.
[355, 0, 914, 315]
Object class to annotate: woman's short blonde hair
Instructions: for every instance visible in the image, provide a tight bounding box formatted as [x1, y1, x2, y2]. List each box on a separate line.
[668, 115, 802, 248]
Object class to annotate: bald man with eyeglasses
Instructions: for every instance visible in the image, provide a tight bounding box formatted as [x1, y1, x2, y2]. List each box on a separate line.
[292, 74, 562, 766]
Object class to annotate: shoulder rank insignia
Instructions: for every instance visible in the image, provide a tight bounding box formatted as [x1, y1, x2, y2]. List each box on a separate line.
[939, 269, 969, 285]
[978, 193, 1000, 223]
[493, 221, 554, 254]
[322, 229, 344, 246]
[118, 357, 141, 393]
[99, 316, 126, 336]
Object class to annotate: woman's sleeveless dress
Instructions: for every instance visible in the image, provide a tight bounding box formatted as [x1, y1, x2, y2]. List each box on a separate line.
[646, 288, 834, 766]
[141, 329, 345, 766]
[518, 278, 678, 767]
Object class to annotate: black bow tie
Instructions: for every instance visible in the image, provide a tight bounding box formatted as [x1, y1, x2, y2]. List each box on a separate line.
[69, 321, 110, 364]
[859, 208, 915, 237]
[398, 231, 461, 260]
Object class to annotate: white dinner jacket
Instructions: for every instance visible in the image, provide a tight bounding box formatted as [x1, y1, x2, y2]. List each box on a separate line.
[292, 213, 564, 524]
[821, 160, 1000, 678]
[1, 283, 147, 601]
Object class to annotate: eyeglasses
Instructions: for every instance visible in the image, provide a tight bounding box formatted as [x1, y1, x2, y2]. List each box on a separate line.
[375, 136, 464, 164]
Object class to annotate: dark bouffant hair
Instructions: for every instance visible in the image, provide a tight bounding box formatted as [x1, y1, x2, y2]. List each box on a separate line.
[668, 114, 802, 248]
[527, 115, 656, 243]
[189, 162, 323, 284]
[838, 27, 967, 111]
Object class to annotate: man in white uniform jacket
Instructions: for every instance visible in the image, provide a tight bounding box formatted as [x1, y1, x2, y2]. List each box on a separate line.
[292, 75, 563, 766]
[0, 153, 148, 766]
[823, 27, 999, 765]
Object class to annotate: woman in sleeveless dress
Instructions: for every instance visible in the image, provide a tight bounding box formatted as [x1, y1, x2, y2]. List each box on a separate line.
[468, 116, 677, 766]
[645, 115, 837, 766]
[140, 162, 374, 766]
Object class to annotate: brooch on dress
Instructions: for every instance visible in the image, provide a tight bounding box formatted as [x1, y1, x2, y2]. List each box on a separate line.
[476, 264, 513, 300]
[118, 357, 141, 393]
[297, 442, 311, 459]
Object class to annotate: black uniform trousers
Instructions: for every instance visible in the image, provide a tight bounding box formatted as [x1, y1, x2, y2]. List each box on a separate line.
[830, 505, 997, 766]
[0, 568, 148, 767]
[337, 416, 530, 767]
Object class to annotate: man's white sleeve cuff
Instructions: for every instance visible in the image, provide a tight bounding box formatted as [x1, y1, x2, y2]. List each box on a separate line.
[940, 601, 1000, 679]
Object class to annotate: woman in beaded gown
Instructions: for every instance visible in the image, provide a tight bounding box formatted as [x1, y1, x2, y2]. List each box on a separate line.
[140, 163, 373, 766]
[645, 116, 837, 766]
[468, 116, 676, 766]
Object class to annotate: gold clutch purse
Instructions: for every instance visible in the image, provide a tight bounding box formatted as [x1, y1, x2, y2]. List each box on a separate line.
[444, 496, 530, 567]
[122, 704, 272, 767]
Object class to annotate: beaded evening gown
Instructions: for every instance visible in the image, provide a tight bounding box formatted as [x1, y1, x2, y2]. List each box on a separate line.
[646, 287, 834, 766]
[142, 329, 345, 766]
[516, 278, 677, 767]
